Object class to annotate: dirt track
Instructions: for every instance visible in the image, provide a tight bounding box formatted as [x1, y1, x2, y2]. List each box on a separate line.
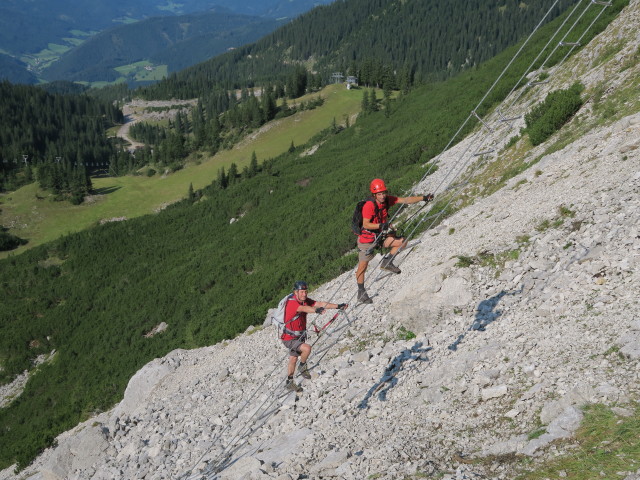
[116, 99, 198, 151]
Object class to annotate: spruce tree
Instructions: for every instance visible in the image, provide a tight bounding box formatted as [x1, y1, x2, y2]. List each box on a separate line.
[249, 151, 258, 177]
[361, 90, 370, 114]
[370, 89, 378, 113]
[227, 162, 238, 184]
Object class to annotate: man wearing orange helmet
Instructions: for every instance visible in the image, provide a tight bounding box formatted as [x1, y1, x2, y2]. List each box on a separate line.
[356, 178, 433, 304]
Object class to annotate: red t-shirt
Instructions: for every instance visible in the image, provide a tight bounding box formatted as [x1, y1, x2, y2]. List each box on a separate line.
[281, 295, 317, 340]
[358, 195, 399, 243]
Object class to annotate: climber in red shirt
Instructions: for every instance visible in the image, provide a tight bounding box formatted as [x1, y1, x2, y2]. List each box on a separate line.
[356, 178, 433, 304]
[282, 280, 346, 393]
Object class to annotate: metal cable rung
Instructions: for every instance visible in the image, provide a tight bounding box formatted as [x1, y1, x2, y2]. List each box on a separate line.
[527, 79, 550, 86]
[591, 0, 611, 5]
[473, 149, 495, 157]
[472, 110, 494, 133]
[559, 41, 581, 46]
[498, 115, 522, 122]
[496, 109, 522, 123]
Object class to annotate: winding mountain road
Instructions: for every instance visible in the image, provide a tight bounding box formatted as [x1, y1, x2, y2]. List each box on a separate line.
[116, 99, 198, 151]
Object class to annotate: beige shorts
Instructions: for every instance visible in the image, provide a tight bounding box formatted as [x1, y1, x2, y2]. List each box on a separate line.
[358, 241, 376, 262]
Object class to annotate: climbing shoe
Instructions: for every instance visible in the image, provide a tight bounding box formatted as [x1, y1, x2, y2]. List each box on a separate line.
[357, 290, 373, 304]
[285, 379, 303, 393]
[380, 258, 401, 274]
[298, 362, 311, 380]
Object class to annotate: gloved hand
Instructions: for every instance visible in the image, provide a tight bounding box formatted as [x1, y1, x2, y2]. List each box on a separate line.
[423, 193, 434, 202]
[380, 222, 390, 231]
[337, 303, 347, 310]
[315, 307, 325, 314]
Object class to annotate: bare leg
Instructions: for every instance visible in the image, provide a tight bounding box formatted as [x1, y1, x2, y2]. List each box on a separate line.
[299, 343, 311, 363]
[356, 260, 369, 284]
[287, 356, 297, 377]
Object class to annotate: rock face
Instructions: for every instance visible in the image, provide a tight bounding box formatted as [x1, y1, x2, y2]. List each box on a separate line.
[3, 2, 640, 479]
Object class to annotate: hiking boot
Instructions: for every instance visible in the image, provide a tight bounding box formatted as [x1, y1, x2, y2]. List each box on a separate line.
[357, 290, 373, 304]
[285, 379, 303, 393]
[380, 258, 401, 274]
[298, 363, 311, 380]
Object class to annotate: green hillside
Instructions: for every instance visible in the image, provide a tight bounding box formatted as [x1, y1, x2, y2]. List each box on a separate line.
[42, 10, 284, 86]
[140, 0, 578, 99]
[0, 0, 627, 471]
[0, 84, 362, 258]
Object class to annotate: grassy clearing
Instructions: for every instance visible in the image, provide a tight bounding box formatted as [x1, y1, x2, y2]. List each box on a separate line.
[134, 65, 168, 82]
[516, 404, 640, 480]
[0, 84, 363, 258]
[113, 16, 138, 24]
[68, 30, 94, 37]
[115, 61, 168, 82]
[45, 43, 70, 55]
[62, 37, 85, 47]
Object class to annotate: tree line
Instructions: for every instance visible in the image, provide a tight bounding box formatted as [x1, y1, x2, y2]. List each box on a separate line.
[0, 81, 123, 200]
[138, 0, 579, 101]
[129, 81, 325, 172]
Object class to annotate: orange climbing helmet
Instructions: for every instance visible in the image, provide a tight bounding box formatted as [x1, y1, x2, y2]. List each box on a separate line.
[370, 178, 387, 194]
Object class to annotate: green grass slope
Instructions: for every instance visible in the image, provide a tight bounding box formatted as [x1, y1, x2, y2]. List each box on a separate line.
[0, 1, 627, 470]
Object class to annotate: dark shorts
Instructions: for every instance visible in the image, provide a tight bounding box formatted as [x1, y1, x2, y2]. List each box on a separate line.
[282, 336, 306, 357]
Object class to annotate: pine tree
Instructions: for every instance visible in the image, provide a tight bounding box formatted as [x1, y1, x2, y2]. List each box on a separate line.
[249, 151, 258, 177]
[361, 90, 370, 114]
[217, 167, 227, 189]
[188, 183, 195, 204]
[369, 89, 378, 112]
[227, 162, 239, 184]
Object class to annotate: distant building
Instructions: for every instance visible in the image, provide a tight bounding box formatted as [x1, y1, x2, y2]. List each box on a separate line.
[346, 76, 358, 86]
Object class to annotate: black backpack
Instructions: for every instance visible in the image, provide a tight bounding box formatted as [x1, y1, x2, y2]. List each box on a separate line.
[351, 197, 387, 235]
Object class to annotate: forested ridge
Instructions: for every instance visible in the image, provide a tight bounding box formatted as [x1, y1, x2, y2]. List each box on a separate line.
[139, 0, 577, 100]
[0, 0, 627, 471]
[42, 10, 284, 85]
[0, 82, 123, 201]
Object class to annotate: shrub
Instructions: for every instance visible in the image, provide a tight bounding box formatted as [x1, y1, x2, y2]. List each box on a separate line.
[505, 135, 520, 148]
[70, 193, 84, 205]
[0, 231, 28, 251]
[455, 255, 475, 268]
[524, 83, 584, 146]
[396, 326, 416, 340]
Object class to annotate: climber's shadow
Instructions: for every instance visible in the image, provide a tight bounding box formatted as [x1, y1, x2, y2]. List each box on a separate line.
[357, 341, 430, 409]
[448, 285, 524, 351]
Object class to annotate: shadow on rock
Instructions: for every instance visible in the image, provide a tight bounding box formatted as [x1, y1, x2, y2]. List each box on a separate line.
[358, 341, 430, 409]
[448, 285, 524, 351]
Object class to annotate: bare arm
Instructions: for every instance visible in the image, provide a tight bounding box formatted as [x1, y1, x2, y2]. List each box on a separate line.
[362, 217, 381, 230]
[297, 301, 342, 313]
[397, 195, 426, 205]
